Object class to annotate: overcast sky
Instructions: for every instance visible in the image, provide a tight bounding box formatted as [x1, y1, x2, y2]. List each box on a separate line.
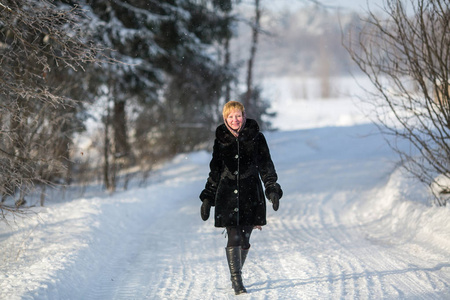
[323, 0, 385, 11]
[269, 0, 387, 12]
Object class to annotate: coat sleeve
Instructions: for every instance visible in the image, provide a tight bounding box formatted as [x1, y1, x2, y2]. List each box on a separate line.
[256, 133, 283, 200]
[199, 139, 222, 206]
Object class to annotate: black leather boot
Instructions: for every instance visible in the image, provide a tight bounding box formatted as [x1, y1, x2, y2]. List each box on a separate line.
[225, 246, 247, 295]
[241, 246, 250, 269]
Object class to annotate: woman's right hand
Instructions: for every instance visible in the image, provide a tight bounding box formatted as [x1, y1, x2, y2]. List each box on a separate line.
[201, 199, 212, 221]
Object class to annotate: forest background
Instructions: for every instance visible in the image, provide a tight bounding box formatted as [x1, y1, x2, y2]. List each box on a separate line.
[0, 0, 403, 214]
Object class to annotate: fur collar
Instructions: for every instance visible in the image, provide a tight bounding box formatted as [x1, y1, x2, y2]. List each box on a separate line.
[216, 118, 260, 144]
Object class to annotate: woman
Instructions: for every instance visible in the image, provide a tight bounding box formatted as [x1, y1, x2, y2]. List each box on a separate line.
[199, 101, 283, 295]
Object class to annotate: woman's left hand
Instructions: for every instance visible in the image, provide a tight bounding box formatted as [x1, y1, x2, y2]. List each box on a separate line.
[269, 193, 280, 211]
[254, 225, 262, 231]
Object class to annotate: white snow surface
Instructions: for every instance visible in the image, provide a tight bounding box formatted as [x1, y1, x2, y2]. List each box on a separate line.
[2, 77, 450, 299]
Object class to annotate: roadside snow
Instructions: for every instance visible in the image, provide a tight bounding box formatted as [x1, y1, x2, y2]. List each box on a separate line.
[1, 79, 450, 299]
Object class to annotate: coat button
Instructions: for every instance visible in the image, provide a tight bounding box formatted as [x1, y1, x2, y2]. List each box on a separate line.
[235, 155, 239, 159]
[234, 171, 238, 175]
[234, 189, 238, 194]
[234, 208, 239, 212]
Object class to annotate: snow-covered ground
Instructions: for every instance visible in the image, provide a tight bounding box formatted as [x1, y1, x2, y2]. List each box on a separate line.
[1, 77, 450, 299]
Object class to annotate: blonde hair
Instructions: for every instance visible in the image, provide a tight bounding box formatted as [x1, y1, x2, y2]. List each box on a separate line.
[222, 101, 245, 120]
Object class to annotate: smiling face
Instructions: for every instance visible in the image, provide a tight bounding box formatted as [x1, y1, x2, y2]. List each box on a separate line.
[226, 109, 243, 130]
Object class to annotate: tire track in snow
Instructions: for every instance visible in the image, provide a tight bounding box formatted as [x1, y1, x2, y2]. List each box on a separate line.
[238, 190, 367, 299]
[251, 163, 408, 300]
[255, 194, 319, 297]
[74, 163, 225, 300]
[316, 187, 450, 299]
[317, 191, 385, 299]
[291, 193, 368, 298]
[304, 195, 372, 299]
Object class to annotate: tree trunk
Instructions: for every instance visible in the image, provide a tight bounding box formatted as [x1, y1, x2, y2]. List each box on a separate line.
[103, 103, 112, 191]
[224, 35, 231, 102]
[319, 35, 331, 99]
[40, 185, 46, 207]
[244, 0, 261, 111]
[113, 99, 130, 158]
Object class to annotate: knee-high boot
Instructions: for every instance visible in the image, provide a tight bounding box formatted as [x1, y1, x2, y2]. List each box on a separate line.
[241, 246, 250, 269]
[225, 246, 247, 295]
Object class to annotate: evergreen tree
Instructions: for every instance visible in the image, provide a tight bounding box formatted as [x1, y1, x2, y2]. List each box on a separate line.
[53, 0, 236, 187]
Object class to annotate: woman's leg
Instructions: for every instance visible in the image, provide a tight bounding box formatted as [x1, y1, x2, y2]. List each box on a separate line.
[226, 226, 253, 248]
[225, 226, 250, 295]
[226, 226, 241, 247]
[240, 226, 253, 270]
[240, 226, 253, 249]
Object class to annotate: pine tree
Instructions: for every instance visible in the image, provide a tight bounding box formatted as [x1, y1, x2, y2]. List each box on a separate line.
[54, 0, 236, 187]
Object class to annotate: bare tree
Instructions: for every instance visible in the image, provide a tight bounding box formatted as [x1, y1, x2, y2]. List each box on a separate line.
[237, 0, 276, 128]
[0, 0, 104, 219]
[319, 34, 331, 99]
[243, 0, 261, 112]
[344, 0, 450, 205]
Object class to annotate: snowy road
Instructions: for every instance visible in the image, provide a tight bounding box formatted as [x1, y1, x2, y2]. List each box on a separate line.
[2, 124, 450, 299]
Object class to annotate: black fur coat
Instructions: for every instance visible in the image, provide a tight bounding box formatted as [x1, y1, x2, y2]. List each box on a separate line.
[200, 119, 283, 227]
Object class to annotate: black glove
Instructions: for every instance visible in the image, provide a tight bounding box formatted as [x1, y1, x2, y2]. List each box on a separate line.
[201, 199, 212, 221]
[269, 193, 280, 211]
